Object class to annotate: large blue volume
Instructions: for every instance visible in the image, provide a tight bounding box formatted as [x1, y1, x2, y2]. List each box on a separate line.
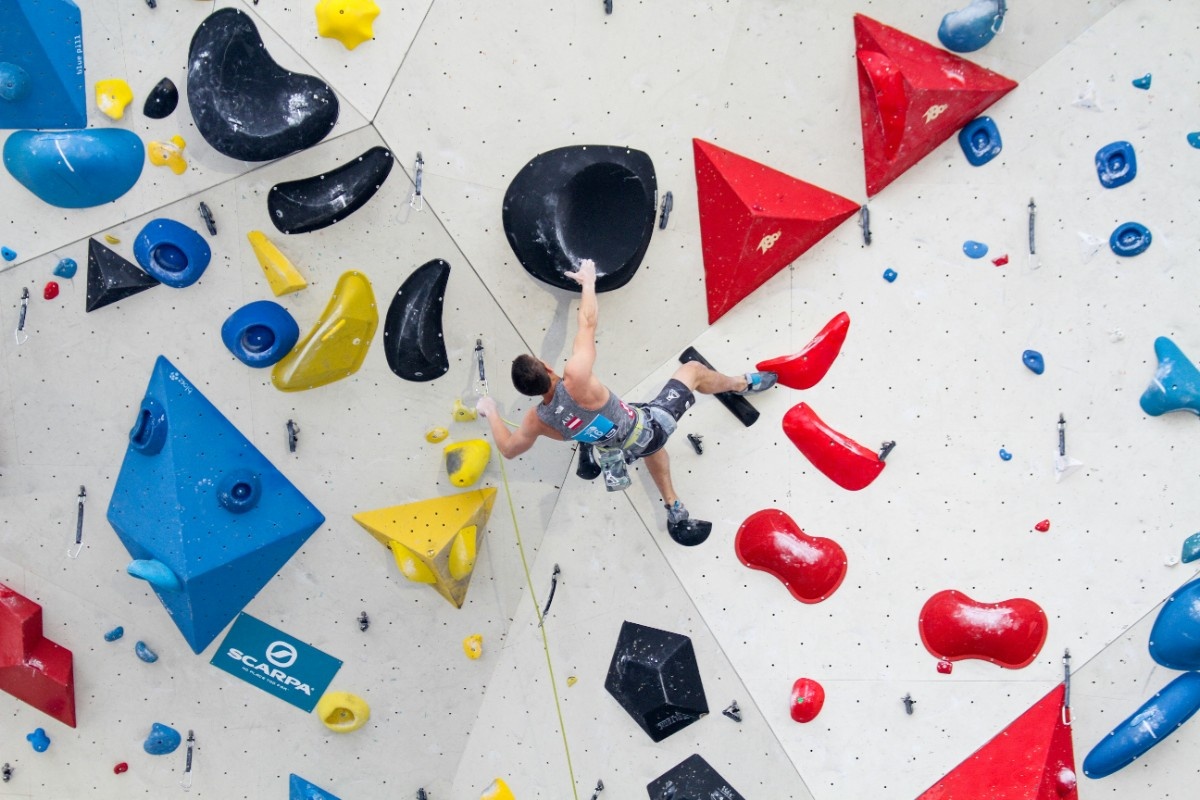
[1140, 336, 1200, 417]
[289, 774, 342, 800]
[1083, 671, 1200, 778]
[0, 0, 86, 130]
[1149, 577, 1200, 670]
[4, 129, 144, 208]
[106, 356, 326, 654]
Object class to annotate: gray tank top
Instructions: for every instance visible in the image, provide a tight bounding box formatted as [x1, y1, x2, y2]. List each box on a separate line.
[537, 380, 638, 445]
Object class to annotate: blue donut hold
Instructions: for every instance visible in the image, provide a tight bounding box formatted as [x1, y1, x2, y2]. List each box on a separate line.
[221, 300, 300, 368]
[958, 116, 1002, 166]
[1095, 141, 1137, 189]
[1109, 222, 1151, 257]
[133, 219, 212, 288]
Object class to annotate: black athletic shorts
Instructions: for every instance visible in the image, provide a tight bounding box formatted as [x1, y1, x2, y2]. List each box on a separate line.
[630, 379, 695, 458]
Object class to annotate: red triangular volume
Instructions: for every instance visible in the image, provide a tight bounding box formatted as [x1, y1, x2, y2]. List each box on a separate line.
[0, 583, 77, 728]
[854, 14, 1017, 197]
[918, 684, 1077, 800]
[693, 139, 859, 324]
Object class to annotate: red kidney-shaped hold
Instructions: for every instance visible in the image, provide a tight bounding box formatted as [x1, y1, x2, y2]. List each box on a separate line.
[756, 311, 850, 390]
[735, 509, 847, 603]
[919, 589, 1049, 669]
[782, 402, 886, 491]
[790, 677, 825, 722]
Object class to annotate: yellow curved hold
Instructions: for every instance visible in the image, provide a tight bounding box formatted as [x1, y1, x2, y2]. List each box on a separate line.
[315, 0, 381, 50]
[444, 439, 491, 488]
[104, 234, 121, 244]
[452, 398, 478, 422]
[448, 525, 477, 580]
[480, 778, 515, 800]
[315, 691, 371, 733]
[148, 135, 188, 175]
[566, 676, 577, 687]
[247, 231, 307, 296]
[95, 78, 133, 119]
[389, 541, 438, 583]
[425, 426, 449, 443]
[272, 271, 377, 391]
[463, 633, 483, 660]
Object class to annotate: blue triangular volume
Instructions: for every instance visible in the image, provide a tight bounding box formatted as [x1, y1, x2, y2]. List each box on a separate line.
[289, 773, 341, 800]
[107, 356, 326, 654]
[0, 0, 86, 130]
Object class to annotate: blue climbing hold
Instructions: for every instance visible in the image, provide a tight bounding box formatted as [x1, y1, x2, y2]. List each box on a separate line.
[1188, 132, 1200, 149]
[128, 559, 183, 592]
[290, 774, 342, 800]
[998, 448, 1012, 461]
[1183, 533, 1200, 564]
[1140, 336, 1200, 417]
[26, 728, 50, 752]
[937, 0, 1007, 53]
[1, 247, 15, 261]
[3, 129, 144, 208]
[54, 257, 77, 278]
[0, 0, 86, 130]
[1083, 671, 1200, 779]
[104, 625, 125, 642]
[1132, 73, 1152, 90]
[133, 219, 212, 288]
[1149, 576, 1200, 670]
[882, 268, 897, 283]
[1022, 350, 1045, 375]
[106, 356, 326, 654]
[143, 723, 182, 755]
[221, 301, 299, 368]
[958, 116, 1002, 166]
[1095, 141, 1137, 189]
[135, 641, 159, 663]
[1109, 222, 1151, 257]
[963, 240, 989, 259]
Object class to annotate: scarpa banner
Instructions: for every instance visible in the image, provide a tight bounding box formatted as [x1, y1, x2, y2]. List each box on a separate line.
[210, 613, 342, 712]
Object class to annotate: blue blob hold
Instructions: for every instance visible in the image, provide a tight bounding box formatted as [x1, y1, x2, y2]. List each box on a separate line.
[0, 0, 86, 129]
[26, 728, 50, 752]
[3, 129, 144, 209]
[290, 774, 343, 800]
[1140, 336, 1200, 417]
[1132, 73, 1152, 90]
[104, 625, 125, 642]
[220, 301, 299, 368]
[1, 247, 15, 261]
[128, 559, 182, 591]
[998, 448, 1012, 461]
[54, 257, 77, 278]
[135, 641, 159, 663]
[106, 356, 326, 653]
[143, 722, 182, 755]
[963, 240, 989, 259]
[1109, 221, 1151, 257]
[882, 268, 898, 283]
[0, 61, 32, 102]
[1095, 141, 1137, 189]
[1022, 349, 1045, 375]
[1188, 132, 1200, 149]
[1083, 671, 1200, 779]
[1182, 533, 1200, 564]
[958, 116, 1003, 166]
[133, 219, 212, 289]
[937, 0, 1006, 53]
[1149, 577, 1200, 670]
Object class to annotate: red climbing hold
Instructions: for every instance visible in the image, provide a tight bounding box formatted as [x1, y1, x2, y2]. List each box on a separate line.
[1034, 519, 1050, 532]
[756, 311, 850, 390]
[735, 509, 848, 603]
[0, 582, 76, 727]
[43, 281, 60, 300]
[113, 762, 128, 774]
[992, 254, 1009, 266]
[782, 402, 886, 491]
[919, 589, 1048, 670]
[917, 684, 1077, 800]
[854, 14, 1018, 197]
[693, 139, 859, 324]
[936, 659, 954, 674]
[790, 677, 825, 723]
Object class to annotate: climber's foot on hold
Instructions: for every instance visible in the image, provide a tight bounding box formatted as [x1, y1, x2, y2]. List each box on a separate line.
[734, 371, 778, 395]
[665, 500, 712, 547]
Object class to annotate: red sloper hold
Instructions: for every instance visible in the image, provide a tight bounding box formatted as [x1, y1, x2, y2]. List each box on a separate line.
[756, 311, 850, 390]
[782, 402, 885, 491]
[854, 14, 1018, 197]
[918, 684, 1078, 800]
[0, 582, 77, 727]
[693, 139, 860, 324]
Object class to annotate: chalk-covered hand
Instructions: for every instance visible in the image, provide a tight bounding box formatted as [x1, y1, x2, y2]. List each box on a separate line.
[564, 258, 596, 287]
[476, 396, 498, 418]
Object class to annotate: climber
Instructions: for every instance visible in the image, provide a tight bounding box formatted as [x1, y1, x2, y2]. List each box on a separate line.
[476, 258, 777, 546]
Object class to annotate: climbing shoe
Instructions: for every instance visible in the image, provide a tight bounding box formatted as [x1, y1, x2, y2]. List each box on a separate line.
[665, 501, 712, 547]
[576, 442, 601, 481]
[734, 371, 778, 395]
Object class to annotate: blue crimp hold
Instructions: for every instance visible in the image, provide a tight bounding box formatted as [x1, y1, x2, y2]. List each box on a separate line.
[1182, 533, 1200, 564]
[54, 257, 78, 278]
[883, 268, 898, 282]
[135, 641, 159, 663]
[26, 728, 50, 752]
[1132, 73, 1151, 90]
[1, 247, 15, 261]
[1022, 350, 1045, 375]
[143, 722, 182, 755]
[999, 448, 1012, 461]
[104, 626, 125, 642]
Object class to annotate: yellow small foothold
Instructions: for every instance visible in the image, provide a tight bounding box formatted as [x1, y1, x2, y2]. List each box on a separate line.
[453, 397, 478, 422]
[148, 135, 187, 175]
[566, 676, 577, 687]
[247, 231, 307, 296]
[463, 634, 483, 660]
[315, 691, 371, 733]
[425, 426, 449, 443]
[315, 0, 381, 50]
[480, 778, 515, 800]
[104, 234, 121, 245]
[95, 78, 133, 119]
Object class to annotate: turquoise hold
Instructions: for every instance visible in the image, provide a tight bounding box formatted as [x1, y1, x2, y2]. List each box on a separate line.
[143, 722, 182, 755]
[1189, 132, 1200, 149]
[26, 728, 50, 753]
[1183, 533, 1200, 564]
[133, 219, 211, 288]
[1, 247, 15, 261]
[3, 129, 145, 209]
[1132, 73, 1152, 90]
[0, 61, 32, 102]
[54, 257, 77, 278]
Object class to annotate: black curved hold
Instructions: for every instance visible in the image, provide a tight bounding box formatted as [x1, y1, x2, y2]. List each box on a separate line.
[268, 146, 394, 234]
[143, 77, 178, 119]
[502, 145, 657, 293]
[383, 259, 451, 382]
[187, 8, 338, 162]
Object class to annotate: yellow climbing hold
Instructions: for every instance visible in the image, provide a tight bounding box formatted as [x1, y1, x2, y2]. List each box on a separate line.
[315, 0, 381, 50]
[463, 634, 483, 660]
[480, 778, 516, 800]
[566, 676, 577, 687]
[453, 397, 478, 422]
[147, 135, 187, 175]
[95, 78, 133, 119]
[272, 271, 377, 391]
[444, 439, 491, 488]
[247, 231, 307, 296]
[353, 488, 497, 608]
[104, 234, 121, 245]
[315, 691, 371, 733]
[425, 426, 449, 443]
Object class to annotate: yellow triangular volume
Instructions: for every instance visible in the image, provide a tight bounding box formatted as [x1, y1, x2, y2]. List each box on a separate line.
[247, 230, 308, 296]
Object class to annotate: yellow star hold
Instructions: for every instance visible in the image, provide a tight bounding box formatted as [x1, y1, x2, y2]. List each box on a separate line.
[315, 0, 380, 50]
[95, 78, 133, 119]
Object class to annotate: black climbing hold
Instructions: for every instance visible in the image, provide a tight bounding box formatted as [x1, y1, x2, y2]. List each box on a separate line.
[686, 433, 703, 455]
[646, 754, 745, 800]
[187, 8, 339, 162]
[268, 146, 393, 234]
[86, 238, 159, 312]
[678, 347, 759, 427]
[143, 77, 177, 119]
[502, 145, 657, 293]
[667, 517, 711, 547]
[604, 620, 708, 742]
[576, 442, 602, 480]
[382, 258, 450, 382]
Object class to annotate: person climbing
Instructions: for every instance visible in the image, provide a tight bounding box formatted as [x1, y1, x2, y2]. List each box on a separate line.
[475, 258, 777, 546]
